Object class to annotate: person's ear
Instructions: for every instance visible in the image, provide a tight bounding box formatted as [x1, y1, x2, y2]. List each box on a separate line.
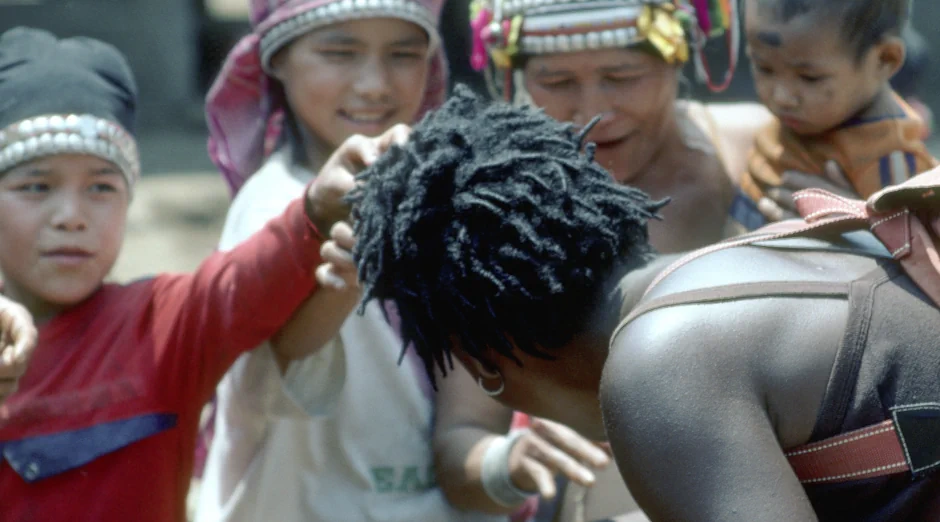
[269, 47, 289, 82]
[452, 350, 500, 380]
[875, 35, 906, 80]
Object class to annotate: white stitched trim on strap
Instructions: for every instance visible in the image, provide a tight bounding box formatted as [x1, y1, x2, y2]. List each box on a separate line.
[891, 402, 940, 474]
[792, 192, 861, 222]
[801, 462, 908, 484]
[870, 211, 906, 230]
[785, 425, 896, 457]
[869, 211, 910, 258]
[891, 244, 909, 257]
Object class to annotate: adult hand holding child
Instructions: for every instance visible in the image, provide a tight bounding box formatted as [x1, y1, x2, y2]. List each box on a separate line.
[758, 160, 856, 222]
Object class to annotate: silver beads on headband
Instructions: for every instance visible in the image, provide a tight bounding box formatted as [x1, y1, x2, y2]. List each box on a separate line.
[519, 26, 638, 55]
[0, 113, 140, 185]
[259, 0, 440, 71]
[500, 0, 645, 17]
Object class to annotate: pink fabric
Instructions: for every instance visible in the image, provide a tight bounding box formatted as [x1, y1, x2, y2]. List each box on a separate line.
[206, 0, 449, 196]
[469, 6, 493, 71]
[510, 497, 540, 522]
[511, 412, 531, 430]
[692, 0, 712, 34]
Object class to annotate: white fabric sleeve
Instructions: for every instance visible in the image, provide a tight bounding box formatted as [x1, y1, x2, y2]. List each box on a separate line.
[218, 171, 306, 252]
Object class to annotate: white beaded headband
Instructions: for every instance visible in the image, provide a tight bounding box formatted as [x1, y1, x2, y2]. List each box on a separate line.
[0, 114, 140, 189]
[490, 0, 659, 57]
[259, 0, 441, 72]
[517, 4, 646, 55]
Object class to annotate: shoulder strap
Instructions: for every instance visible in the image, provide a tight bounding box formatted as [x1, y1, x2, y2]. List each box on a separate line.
[628, 167, 940, 485]
[645, 169, 940, 307]
[613, 281, 850, 342]
[785, 420, 909, 484]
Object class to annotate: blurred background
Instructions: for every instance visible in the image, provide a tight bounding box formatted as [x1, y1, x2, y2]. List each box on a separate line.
[1, 0, 938, 280]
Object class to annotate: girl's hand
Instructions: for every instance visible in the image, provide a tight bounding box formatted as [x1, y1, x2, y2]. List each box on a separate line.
[315, 221, 360, 292]
[305, 124, 411, 235]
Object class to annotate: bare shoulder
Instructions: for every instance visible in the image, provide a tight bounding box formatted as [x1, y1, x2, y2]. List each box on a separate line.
[650, 145, 733, 250]
[691, 102, 775, 185]
[600, 293, 829, 519]
[604, 268, 847, 448]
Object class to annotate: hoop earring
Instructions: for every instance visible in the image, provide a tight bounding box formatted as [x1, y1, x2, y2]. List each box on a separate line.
[476, 363, 505, 397]
[477, 373, 505, 397]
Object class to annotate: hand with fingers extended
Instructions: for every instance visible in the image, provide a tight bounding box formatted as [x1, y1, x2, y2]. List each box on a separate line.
[315, 221, 360, 292]
[495, 417, 612, 503]
[305, 124, 412, 238]
[0, 295, 38, 405]
[757, 160, 855, 222]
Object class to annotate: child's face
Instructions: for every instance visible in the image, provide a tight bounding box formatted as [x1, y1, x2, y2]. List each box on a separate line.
[0, 154, 128, 318]
[272, 17, 431, 152]
[744, 1, 900, 136]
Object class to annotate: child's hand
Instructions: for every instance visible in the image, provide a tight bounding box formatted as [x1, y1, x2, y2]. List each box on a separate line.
[315, 221, 360, 292]
[306, 125, 412, 235]
[0, 296, 37, 405]
[758, 161, 854, 222]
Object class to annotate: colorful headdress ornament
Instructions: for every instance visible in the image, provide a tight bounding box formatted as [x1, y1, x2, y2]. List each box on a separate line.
[470, 0, 739, 98]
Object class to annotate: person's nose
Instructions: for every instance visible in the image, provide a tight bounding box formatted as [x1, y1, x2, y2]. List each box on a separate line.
[572, 86, 615, 128]
[352, 56, 393, 103]
[771, 82, 800, 111]
[50, 191, 88, 232]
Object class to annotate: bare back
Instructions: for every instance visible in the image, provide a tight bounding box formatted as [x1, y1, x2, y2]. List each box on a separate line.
[601, 233, 940, 521]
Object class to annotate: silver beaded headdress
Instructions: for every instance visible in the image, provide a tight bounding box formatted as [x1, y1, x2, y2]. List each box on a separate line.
[0, 115, 139, 186]
[258, 0, 442, 72]
[469, 0, 740, 100]
[0, 28, 141, 190]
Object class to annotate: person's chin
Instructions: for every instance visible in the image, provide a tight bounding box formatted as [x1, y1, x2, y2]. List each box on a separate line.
[39, 277, 104, 307]
[777, 115, 832, 137]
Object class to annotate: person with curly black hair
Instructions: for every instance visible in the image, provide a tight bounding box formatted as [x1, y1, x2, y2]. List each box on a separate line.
[349, 86, 666, 397]
[325, 85, 940, 521]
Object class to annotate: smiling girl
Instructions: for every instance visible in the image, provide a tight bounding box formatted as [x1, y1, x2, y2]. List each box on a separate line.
[194, 1, 510, 521]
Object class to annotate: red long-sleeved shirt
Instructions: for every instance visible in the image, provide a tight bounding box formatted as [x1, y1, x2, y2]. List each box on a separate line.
[0, 198, 321, 522]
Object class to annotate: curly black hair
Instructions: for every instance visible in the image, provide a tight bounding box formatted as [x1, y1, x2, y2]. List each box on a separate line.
[348, 85, 667, 385]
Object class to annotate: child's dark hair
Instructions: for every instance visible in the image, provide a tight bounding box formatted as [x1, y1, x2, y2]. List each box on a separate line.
[348, 85, 666, 385]
[759, 0, 911, 59]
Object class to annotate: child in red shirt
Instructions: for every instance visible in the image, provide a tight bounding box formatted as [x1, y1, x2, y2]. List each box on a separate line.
[0, 27, 370, 522]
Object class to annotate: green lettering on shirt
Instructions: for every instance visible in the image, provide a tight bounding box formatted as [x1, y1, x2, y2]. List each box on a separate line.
[370, 465, 437, 493]
[371, 466, 396, 493]
[397, 466, 423, 493]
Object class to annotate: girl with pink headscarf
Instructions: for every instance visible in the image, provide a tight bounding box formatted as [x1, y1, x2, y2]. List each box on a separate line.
[193, 1, 505, 521]
[195, 2, 615, 520]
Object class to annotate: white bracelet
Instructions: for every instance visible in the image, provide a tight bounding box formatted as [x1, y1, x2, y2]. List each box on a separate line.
[481, 430, 538, 507]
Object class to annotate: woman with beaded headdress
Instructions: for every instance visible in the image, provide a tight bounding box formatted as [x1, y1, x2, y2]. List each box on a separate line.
[467, 0, 775, 252]
[195, 0, 605, 520]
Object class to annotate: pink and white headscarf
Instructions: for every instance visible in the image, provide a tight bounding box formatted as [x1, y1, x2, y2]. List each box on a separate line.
[206, 0, 449, 196]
